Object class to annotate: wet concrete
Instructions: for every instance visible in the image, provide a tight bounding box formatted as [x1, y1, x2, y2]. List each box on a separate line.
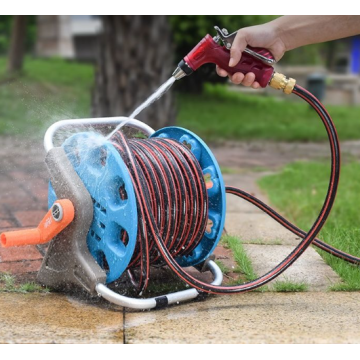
[125, 292, 360, 344]
[243, 244, 341, 291]
[0, 292, 124, 343]
[1, 291, 360, 343]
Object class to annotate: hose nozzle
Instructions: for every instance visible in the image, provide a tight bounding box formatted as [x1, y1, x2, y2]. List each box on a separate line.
[172, 60, 193, 80]
[172, 67, 186, 80]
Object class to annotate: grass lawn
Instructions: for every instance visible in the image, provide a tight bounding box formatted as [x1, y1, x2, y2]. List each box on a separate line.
[258, 161, 360, 290]
[0, 57, 93, 137]
[178, 83, 360, 142]
[1, 57, 360, 143]
[0, 272, 49, 293]
[221, 234, 257, 282]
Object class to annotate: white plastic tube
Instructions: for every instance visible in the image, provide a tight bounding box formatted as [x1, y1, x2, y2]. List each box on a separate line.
[44, 116, 155, 152]
[95, 260, 223, 310]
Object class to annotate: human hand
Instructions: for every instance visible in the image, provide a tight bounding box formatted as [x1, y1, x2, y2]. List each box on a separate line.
[216, 22, 286, 88]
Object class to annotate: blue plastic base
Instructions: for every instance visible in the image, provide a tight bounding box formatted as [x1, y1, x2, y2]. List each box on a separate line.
[48, 132, 138, 283]
[151, 127, 226, 267]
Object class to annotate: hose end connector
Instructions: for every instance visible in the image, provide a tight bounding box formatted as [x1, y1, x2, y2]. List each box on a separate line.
[269, 72, 296, 94]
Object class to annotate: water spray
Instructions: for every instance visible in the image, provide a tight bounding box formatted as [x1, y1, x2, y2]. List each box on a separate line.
[0, 26, 355, 310]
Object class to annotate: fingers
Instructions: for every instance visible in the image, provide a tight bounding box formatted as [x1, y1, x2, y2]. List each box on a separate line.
[216, 66, 228, 77]
[229, 29, 248, 67]
[240, 72, 255, 87]
[230, 72, 245, 85]
[230, 72, 257, 87]
[217, 66, 260, 89]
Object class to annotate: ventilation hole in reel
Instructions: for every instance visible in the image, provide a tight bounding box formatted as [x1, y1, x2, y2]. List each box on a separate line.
[120, 229, 129, 246]
[182, 140, 192, 150]
[119, 184, 128, 200]
[203, 173, 213, 190]
[206, 219, 213, 234]
[100, 252, 110, 273]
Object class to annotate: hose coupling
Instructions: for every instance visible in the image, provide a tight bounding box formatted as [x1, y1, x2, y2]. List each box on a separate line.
[269, 72, 296, 94]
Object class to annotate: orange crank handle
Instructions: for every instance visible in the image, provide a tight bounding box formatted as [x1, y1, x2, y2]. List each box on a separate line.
[0, 199, 75, 248]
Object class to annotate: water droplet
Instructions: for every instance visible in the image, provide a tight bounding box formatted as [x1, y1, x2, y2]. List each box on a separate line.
[106, 77, 176, 139]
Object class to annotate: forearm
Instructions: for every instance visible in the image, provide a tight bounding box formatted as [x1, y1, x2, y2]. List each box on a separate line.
[274, 15, 360, 51]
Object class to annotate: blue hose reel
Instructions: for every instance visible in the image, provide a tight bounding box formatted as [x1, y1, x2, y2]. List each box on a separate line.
[48, 127, 226, 284]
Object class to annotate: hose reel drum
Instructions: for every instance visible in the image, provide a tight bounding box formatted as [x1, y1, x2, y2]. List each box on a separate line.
[47, 124, 226, 286]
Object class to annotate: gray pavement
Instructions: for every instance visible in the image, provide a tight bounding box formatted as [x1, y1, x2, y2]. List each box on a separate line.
[222, 172, 342, 291]
[125, 292, 360, 344]
[2, 291, 360, 343]
[0, 136, 359, 343]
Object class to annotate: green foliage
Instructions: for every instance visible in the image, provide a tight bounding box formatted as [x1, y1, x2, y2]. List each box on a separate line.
[259, 161, 360, 291]
[25, 16, 37, 53]
[0, 16, 12, 54]
[0, 273, 16, 290]
[272, 280, 308, 292]
[0, 15, 37, 55]
[0, 273, 50, 293]
[169, 15, 276, 54]
[221, 235, 257, 282]
[169, 15, 277, 92]
[18, 282, 50, 293]
[329, 282, 360, 291]
[221, 235, 268, 291]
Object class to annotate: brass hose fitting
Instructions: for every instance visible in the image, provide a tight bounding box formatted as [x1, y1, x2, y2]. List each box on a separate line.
[269, 72, 296, 95]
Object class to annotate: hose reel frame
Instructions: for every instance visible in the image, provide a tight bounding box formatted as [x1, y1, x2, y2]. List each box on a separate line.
[48, 125, 226, 284]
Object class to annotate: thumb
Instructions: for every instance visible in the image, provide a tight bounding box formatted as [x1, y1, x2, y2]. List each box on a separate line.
[229, 30, 248, 67]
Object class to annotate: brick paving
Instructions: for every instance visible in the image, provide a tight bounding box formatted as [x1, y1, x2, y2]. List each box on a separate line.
[0, 136, 358, 286]
[0, 135, 240, 283]
[0, 137, 48, 276]
[0, 135, 359, 343]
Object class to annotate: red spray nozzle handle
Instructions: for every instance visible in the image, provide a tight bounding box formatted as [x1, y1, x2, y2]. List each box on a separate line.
[184, 35, 274, 88]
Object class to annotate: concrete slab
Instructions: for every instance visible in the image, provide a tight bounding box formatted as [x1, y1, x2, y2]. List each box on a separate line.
[223, 173, 269, 198]
[0, 293, 124, 343]
[222, 168, 341, 290]
[1, 290, 360, 344]
[224, 171, 302, 245]
[125, 292, 360, 343]
[225, 192, 261, 213]
[243, 244, 341, 291]
[225, 213, 301, 245]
